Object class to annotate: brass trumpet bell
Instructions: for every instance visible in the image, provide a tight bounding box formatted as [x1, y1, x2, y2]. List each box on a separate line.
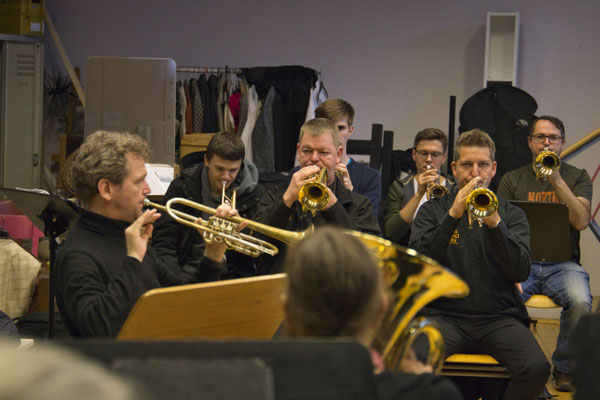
[535, 149, 561, 179]
[466, 187, 498, 228]
[298, 168, 329, 216]
[426, 184, 449, 200]
[425, 165, 449, 200]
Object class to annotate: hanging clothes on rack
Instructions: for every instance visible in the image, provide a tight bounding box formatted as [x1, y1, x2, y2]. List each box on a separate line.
[174, 65, 321, 174]
[238, 86, 261, 162]
[252, 86, 277, 173]
[305, 79, 328, 122]
[241, 66, 318, 172]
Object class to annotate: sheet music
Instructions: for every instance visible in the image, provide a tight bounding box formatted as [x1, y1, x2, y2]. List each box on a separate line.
[145, 164, 174, 196]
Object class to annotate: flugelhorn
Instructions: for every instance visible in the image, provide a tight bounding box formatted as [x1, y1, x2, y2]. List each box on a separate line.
[425, 165, 449, 200]
[535, 147, 561, 179]
[298, 168, 329, 216]
[465, 184, 498, 228]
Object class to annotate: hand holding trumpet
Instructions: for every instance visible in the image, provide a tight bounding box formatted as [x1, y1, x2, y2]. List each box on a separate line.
[284, 165, 337, 212]
[415, 166, 440, 197]
[200, 202, 248, 263]
[335, 163, 353, 191]
[449, 177, 500, 228]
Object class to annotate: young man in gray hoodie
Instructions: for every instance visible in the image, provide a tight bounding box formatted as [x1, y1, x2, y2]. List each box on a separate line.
[152, 131, 265, 279]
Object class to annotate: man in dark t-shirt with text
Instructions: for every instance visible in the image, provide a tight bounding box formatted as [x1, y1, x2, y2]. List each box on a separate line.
[497, 115, 593, 392]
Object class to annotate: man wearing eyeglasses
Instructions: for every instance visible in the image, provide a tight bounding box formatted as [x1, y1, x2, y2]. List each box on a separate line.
[497, 115, 593, 392]
[384, 128, 455, 245]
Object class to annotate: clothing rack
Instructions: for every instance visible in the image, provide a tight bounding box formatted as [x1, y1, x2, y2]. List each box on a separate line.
[176, 66, 242, 74]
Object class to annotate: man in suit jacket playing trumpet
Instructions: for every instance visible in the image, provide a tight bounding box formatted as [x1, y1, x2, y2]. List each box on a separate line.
[255, 118, 381, 274]
[497, 115, 593, 392]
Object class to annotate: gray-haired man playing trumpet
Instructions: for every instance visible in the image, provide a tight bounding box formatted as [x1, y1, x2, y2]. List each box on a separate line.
[54, 131, 227, 338]
[254, 118, 381, 274]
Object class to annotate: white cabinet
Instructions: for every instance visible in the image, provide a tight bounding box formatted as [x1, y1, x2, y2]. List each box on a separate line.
[484, 12, 520, 87]
[0, 35, 43, 191]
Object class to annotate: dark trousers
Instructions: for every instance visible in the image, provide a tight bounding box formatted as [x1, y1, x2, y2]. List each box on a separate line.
[417, 314, 550, 400]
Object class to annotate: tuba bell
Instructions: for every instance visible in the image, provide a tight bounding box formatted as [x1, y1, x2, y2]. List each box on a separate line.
[535, 148, 561, 179]
[298, 168, 329, 216]
[349, 231, 469, 373]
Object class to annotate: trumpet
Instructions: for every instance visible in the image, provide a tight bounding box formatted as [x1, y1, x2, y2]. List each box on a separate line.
[144, 198, 282, 257]
[535, 147, 561, 179]
[465, 184, 498, 228]
[298, 168, 329, 216]
[425, 165, 449, 200]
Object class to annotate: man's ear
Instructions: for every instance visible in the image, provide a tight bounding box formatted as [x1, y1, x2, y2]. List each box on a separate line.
[336, 145, 343, 163]
[451, 161, 457, 177]
[97, 178, 113, 201]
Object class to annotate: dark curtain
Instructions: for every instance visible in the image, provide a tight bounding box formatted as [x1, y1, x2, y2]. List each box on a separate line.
[459, 83, 538, 191]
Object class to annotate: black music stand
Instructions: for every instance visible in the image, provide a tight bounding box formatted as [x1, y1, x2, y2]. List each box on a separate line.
[0, 187, 80, 338]
[62, 339, 378, 400]
[509, 201, 570, 263]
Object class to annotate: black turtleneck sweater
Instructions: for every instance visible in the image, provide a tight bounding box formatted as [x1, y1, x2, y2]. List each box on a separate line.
[53, 209, 223, 337]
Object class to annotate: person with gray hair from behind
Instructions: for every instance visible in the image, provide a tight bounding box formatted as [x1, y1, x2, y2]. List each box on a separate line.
[282, 226, 462, 400]
[53, 131, 236, 338]
[0, 340, 142, 400]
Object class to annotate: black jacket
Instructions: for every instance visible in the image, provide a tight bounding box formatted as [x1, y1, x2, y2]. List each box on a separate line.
[152, 161, 265, 279]
[54, 210, 222, 337]
[409, 189, 531, 320]
[254, 177, 381, 274]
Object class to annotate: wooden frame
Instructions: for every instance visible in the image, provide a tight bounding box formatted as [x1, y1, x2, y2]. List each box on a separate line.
[180, 133, 215, 159]
[117, 273, 286, 340]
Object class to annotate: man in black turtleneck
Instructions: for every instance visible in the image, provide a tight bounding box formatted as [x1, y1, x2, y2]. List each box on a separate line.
[53, 131, 231, 338]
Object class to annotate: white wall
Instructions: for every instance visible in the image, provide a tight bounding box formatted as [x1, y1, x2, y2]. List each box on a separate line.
[45, 0, 600, 294]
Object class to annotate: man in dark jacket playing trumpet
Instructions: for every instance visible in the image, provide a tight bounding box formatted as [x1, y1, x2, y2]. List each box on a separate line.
[152, 131, 265, 279]
[254, 118, 381, 274]
[410, 129, 550, 400]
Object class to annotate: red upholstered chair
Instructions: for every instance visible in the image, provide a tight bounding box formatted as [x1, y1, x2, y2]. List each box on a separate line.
[0, 200, 44, 257]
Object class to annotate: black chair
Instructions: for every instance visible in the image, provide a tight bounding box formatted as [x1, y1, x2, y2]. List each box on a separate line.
[61, 339, 378, 400]
[346, 123, 395, 197]
[572, 313, 600, 400]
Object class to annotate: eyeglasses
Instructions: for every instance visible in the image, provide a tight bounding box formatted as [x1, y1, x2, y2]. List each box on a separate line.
[531, 134, 563, 144]
[415, 150, 443, 159]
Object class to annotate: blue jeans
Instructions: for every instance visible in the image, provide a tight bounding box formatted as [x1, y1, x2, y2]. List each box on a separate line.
[520, 261, 592, 374]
